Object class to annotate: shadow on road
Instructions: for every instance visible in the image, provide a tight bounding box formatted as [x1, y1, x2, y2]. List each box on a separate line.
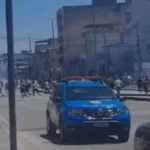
[40, 134, 120, 145]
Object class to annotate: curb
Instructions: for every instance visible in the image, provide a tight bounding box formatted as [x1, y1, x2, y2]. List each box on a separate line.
[120, 94, 150, 97]
[122, 96, 150, 101]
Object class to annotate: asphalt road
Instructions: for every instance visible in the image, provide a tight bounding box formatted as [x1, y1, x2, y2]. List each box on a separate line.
[0, 93, 150, 150]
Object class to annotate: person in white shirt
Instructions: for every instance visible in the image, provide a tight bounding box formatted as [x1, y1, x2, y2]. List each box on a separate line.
[32, 80, 40, 96]
[115, 78, 124, 97]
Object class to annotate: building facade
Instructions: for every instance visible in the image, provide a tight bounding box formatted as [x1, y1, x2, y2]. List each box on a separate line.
[129, 0, 150, 61]
[0, 51, 33, 80]
[57, 1, 131, 75]
[14, 50, 34, 80]
[34, 38, 59, 81]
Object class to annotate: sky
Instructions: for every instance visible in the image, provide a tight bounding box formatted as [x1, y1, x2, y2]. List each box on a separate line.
[0, 0, 91, 54]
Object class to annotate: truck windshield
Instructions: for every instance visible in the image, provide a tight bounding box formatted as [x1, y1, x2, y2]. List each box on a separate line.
[67, 86, 116, 101]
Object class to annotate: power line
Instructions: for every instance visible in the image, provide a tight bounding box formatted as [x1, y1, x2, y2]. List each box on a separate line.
[0, 36, 50, 41]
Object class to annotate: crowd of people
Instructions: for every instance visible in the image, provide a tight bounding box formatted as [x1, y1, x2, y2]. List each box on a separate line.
[105, 76, 150, 95]
[0, 80, 56, 98]
[0, 76, 149, 98]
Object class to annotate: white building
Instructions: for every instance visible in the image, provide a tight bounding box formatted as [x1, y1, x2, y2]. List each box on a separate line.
[0, 51, 34, 80]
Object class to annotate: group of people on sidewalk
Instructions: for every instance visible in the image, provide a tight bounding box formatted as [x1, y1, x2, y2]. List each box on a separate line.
[1, 76, 149, 99]
[19, 79, 56, 98]
[106, 76, 149, 96]
[0, 79, 59, 98]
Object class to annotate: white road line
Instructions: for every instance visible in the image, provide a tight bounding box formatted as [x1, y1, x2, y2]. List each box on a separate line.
[0, 112, 29, 150]
[0, 113, 9, 125]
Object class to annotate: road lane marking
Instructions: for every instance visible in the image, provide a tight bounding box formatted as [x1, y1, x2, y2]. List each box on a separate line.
[0, 112, 27, 150]
[21, 131, 54, 150]
[0, 113, 9, 125]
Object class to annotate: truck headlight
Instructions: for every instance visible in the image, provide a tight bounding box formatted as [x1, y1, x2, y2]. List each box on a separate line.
[117, 108, 128, 116]
[68, 109, 84, 116]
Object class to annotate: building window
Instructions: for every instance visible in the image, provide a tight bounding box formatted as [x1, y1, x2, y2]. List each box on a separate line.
[146, 44, 150, 55]
[125, 12, 132, 23]
[127, 0, 132, 4]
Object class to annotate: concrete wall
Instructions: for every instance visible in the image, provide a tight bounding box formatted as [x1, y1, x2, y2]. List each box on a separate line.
[57, 5, 128, 72]
[134, 62, 150, 77]
[105, 43, 134, 75]
[128, 0, 150, 60]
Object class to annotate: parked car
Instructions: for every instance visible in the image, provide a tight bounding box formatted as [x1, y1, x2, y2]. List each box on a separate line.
[134, 122, 150, 150]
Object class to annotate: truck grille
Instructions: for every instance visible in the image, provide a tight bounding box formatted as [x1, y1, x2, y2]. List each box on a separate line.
[85, 109, 117, 118]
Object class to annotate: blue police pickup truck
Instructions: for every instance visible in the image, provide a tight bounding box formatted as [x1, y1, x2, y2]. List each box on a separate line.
[46, 76, 131, 142]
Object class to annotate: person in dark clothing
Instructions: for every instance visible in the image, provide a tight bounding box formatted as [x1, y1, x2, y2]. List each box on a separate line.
[137, 78, 142, 92]
[143, 78, 148, 94]
[20, 82, 26, 98]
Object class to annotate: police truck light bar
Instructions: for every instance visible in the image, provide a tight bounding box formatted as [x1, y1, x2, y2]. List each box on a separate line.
[66, 76, 103, 82]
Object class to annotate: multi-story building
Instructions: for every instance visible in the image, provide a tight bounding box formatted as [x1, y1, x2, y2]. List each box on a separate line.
[129, 0, 150, 61]
[14, 50, 34, 79]
[34, 38, 59, 81]
[0, 51, 34, 80]
[93, 0, 150, 63]
[57, 0, 131, 75]
[92, 0, 127, 6]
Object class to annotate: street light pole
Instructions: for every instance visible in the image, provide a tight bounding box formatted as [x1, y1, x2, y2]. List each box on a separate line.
[49, 18, 56, 80]
[5, 1, 17, 150]
[92, 4, 97, 55]
[92, 4, 98, 75]
[136, 22, 142, 78]
[28, 34, 32, 80]
[51, 19, 55, 49]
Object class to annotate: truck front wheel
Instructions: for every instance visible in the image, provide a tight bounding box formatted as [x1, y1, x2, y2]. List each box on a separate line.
[60, 120, 70, 142]
[118, 130, 130, 143]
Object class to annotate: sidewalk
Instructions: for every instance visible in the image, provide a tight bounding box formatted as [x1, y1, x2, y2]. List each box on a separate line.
[122, 95, 150, 101]
[0, 117, 37, 150]
[113, 90, 150, 96]
[113, 90, 150, 101]
[0, 119, 10, 150]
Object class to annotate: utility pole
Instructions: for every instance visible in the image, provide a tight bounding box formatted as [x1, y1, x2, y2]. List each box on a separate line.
[136, 22, 142, 78]
[50, 18, 56, 80]
[103, 32, 108, 77]
[92, 4, 97, 55]
[28, 34, 32, 80]
[5, 1, 17, 150]
[92, 4, 98, 75]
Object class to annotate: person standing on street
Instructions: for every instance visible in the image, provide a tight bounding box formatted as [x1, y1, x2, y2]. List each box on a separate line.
[115, 77, 124, 98]
[20, 80, 26, 98]
[32, 80, 40, 96]
[45, 81, 49, 94]
[137, 78, 142, 92]
[5, 81, 8, 96]
[143, 77, 148, 94]
[0, 81, 4, 97]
